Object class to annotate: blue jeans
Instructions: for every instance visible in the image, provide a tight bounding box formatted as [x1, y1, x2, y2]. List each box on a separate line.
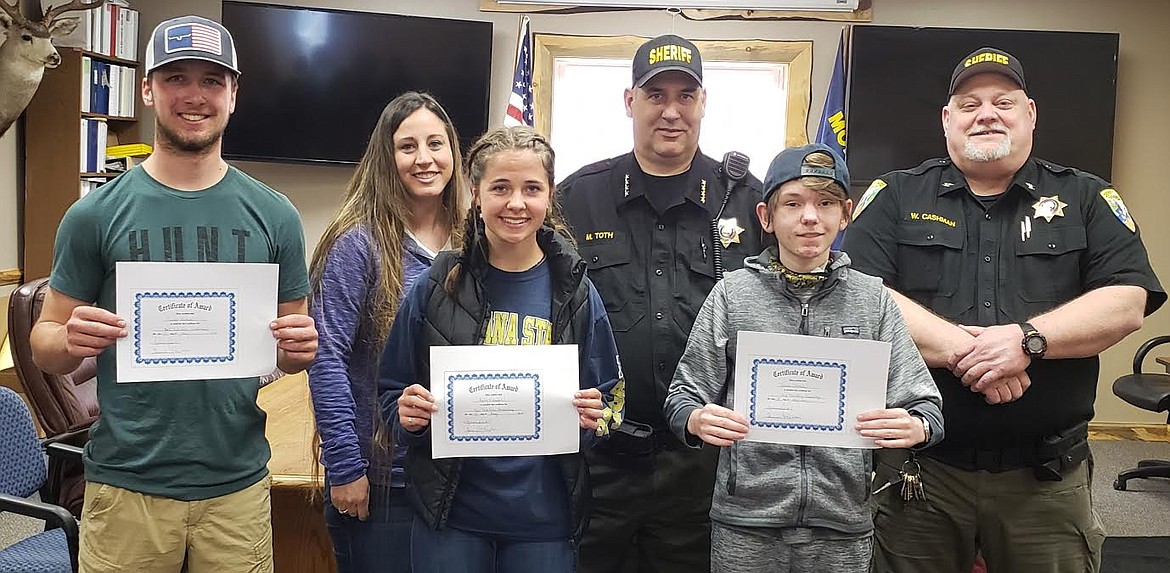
[324, 483, 412, 573]
[409, 517, 574, 573]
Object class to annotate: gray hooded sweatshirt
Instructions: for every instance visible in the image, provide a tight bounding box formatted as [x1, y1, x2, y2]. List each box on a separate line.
[664, 247, 943, 534]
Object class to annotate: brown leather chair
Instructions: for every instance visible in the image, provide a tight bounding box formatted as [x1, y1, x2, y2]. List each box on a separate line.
[8, 277, 97, 515]
[9, 277, 98, 437]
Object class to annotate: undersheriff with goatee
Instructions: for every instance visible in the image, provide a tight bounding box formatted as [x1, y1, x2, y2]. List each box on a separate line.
[844, 47, 1164, 572]
[559, 34, 766, 572]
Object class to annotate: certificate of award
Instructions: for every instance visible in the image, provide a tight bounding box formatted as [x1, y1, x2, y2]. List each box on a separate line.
[430, 345, 580, 459]
[115, 262, 278, 383]
[733, 331, 890, 449]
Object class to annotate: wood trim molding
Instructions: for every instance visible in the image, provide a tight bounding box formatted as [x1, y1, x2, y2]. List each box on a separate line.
[0, 268, 21, 286]
[481, 0, 873, 22]
[1088, 421, 1169, 442]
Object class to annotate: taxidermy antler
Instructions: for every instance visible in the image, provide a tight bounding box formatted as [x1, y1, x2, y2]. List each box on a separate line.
[0, 0, 108, 137]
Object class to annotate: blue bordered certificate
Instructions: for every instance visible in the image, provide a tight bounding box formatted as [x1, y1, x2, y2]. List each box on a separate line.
[430, 345, 579, 459]
[732, 331, 890, 449]
[114, 262, 278, 383]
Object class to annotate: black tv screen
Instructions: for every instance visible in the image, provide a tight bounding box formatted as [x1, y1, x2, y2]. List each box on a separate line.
[846, 26, 1118, 195]
[221, 2, 492, 164]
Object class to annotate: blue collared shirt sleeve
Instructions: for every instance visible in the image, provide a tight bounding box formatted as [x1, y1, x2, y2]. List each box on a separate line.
[579, 281, 626, 448]
[377, 276, 432, 448]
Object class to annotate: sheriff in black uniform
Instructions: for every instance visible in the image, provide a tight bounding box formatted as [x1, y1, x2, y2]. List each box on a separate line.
[559, 35, 765, 573]
[844, 47, 1165, 573]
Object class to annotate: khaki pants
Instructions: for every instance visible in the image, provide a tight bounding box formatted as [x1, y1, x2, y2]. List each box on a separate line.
[871, 450, 1105, 573]
[79, 474, 273, 573]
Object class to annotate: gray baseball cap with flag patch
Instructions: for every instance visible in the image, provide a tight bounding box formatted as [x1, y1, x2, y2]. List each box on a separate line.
[145, 15, 240, 75]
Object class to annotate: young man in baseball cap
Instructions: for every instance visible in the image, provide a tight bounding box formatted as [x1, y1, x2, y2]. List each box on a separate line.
[663, 143, 943, 572]
[32, 14, 316, 572]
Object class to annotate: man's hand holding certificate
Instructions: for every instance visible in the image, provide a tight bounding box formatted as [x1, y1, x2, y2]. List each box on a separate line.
[61, 305, 129, 360]
[270, 312, 318, 373]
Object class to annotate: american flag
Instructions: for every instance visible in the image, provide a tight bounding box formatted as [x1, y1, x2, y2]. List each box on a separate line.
[504, 16, 533, 127]
[165, 23, 223, 56]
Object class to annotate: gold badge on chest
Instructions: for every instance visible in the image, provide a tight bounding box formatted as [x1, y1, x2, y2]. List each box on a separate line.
[1031, 195, 1067, 222]
[717, 217, 744, 248]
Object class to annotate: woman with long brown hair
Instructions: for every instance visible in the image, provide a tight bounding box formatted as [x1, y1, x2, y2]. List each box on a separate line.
[308, 92, 466, 572]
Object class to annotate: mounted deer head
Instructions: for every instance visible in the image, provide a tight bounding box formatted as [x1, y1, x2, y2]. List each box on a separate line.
[0, 0, 107, 137]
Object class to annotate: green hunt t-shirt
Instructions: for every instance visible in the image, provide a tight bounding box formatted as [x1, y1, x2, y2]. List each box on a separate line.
[50, 165, 309, 501]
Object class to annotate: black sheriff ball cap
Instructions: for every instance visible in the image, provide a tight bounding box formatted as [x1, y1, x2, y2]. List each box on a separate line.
[949, 47, 1026, 94]
[632, 34, 703, 88]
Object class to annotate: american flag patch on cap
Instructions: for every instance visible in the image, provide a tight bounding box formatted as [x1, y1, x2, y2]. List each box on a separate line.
[164, 23, 222, 55]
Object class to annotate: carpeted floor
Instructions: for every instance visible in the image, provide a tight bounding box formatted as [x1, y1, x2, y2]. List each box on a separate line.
[0, 493, 44, 550]
[1091, 440, 1170, 537]
[1091, 440, 1170, 571]
[1102, 536, 1170, 573]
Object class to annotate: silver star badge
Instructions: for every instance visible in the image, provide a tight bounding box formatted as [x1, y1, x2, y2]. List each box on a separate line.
[717, 218, 744, 248]
[1031, 196, 1067, 222]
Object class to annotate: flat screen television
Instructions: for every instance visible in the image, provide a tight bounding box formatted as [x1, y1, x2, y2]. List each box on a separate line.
[221, 2, 493, 164]
[846, 26, 1118, 197]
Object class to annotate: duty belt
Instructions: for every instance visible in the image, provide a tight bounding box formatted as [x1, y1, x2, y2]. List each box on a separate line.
[929, 421, 1090, 475]
[601, 419, 679, 456]
[929, 446, 1037, 473]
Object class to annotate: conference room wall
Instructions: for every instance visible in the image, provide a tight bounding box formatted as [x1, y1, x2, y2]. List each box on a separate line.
[0, 130, 15, 277]
[7, 0, 1167, 423]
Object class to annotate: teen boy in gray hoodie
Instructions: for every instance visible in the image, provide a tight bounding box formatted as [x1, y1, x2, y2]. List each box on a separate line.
[663, 144, 944, 573]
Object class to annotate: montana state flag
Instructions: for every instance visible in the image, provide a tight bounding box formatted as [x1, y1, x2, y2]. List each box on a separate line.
[819, 29, 850, 249]
[816, 28, 848, 159]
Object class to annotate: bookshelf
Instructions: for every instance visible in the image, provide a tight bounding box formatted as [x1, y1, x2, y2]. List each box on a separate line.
[23, 48, 140, 281]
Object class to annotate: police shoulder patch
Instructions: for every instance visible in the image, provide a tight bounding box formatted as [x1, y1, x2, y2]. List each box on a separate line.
[1099, 188, 1136, 233]
[853, 179, 886, 221]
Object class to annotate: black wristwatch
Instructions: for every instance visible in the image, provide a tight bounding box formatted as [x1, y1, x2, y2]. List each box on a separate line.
[1020, 322, 1047, 359]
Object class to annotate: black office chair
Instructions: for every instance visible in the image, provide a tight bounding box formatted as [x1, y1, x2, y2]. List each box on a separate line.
[1111, 335, 1170, 491]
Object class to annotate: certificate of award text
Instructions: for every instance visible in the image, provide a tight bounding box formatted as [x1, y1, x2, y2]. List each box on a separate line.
[115, 262, 278, 383]
[733, 331, 890, 448]
[430, 345, 580, 459]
